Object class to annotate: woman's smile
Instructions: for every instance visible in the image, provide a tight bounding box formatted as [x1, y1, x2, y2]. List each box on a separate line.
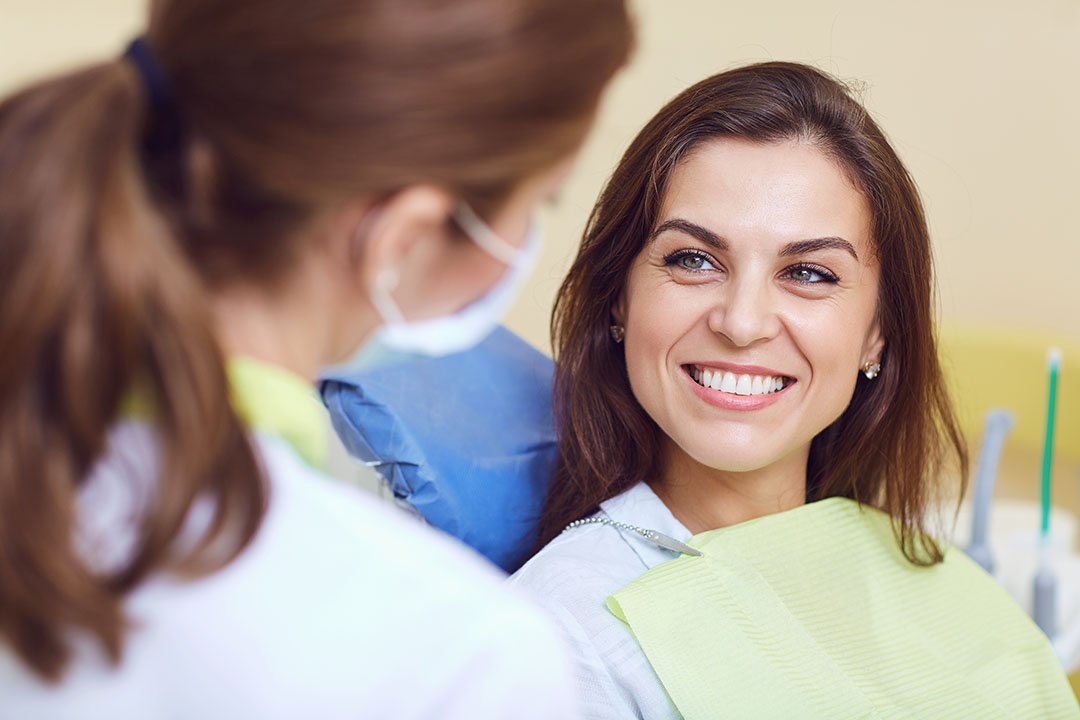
[681, 363, 795, 411]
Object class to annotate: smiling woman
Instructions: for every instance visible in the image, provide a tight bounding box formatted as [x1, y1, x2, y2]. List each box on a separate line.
[509, 62, 1079, 719]
[539, 63, 954, 561]
[620, 138, 883, 491]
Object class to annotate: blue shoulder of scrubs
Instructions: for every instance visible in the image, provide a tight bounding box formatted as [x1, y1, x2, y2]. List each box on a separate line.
[318, 326, 557, 573]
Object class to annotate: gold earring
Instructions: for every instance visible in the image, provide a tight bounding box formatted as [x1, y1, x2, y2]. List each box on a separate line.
[862, 361, 881, 379]
[609, 325, 625, 343]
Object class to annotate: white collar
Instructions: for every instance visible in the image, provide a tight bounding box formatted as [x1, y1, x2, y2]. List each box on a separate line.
[596, 482, 693, 569]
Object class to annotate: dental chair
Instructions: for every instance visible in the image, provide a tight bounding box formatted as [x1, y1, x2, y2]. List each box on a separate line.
[318, 326, 557, 573]
[939, 323, 1080, 684]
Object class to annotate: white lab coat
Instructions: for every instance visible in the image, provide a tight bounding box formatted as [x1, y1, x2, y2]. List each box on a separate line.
[0, 422, 578, 719]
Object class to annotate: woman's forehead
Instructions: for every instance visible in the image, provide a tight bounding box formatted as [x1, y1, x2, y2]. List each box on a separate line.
[657, 138, 872, 256]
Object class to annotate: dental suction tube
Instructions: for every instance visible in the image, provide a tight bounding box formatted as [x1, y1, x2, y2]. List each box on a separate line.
[965, 409, 1015, 575]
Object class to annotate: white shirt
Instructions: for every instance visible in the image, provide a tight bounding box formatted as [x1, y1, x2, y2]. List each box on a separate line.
[0, 423, 578, 720]
[509, 482, 689, 720]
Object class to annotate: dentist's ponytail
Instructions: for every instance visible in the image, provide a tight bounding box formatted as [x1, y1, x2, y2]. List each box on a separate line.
[0, 62, 265, 681]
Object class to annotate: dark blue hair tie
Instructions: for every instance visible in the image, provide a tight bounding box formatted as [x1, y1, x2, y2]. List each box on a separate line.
[125, 37, 174, 112]
[123, 37, 183, 155]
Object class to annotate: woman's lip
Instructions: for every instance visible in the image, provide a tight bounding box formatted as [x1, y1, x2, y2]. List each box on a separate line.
[684, 361, 790, 377]
[681, 365, 792, 411]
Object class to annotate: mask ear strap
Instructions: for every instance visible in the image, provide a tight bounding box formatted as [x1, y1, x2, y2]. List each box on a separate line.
[452, 202, 522, 266]
[370, 268, 407, 325]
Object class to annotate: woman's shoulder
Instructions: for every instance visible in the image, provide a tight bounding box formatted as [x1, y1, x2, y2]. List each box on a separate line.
[82, 421, 514, 599]
[37, 423, 576, 719]
[508, 519, 657, 675]
[511, 481, 690, 607]
[508, 481, 686, 654]
[246, 432, 562, 642]
[511, 519, 653, 606]
[258, 432, 504, 586]
[508, 486, 685, 719]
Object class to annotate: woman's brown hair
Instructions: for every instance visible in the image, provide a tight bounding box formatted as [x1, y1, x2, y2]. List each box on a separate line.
[540, 61, 967, 564]
[0, 0, 631, 681]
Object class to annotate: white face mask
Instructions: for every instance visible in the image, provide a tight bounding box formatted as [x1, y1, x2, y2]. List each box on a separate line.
[363, 202, 540, 359]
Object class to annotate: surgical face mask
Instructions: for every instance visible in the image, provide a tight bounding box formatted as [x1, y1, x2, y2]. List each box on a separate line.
[363, 202, 540, 359]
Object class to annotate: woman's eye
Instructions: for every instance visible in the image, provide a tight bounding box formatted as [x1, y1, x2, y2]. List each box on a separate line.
[664, 250, 716, 272]
[784, 264, 838, 284]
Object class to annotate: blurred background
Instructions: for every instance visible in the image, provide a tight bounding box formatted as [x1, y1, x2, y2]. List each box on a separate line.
[3, 0, 1075, 347]
[3, 0, 1080, 680]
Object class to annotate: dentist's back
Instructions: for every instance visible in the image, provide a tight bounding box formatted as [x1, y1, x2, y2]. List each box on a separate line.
[0, 0, 631, 715]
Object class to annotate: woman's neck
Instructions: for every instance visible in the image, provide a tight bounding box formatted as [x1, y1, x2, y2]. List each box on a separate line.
[213, 274, 377, 382]
[649, 441, 809, 534]
[214, 289, 324, 380]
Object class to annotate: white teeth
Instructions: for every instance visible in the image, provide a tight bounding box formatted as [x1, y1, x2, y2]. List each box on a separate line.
[719, 372, 737, 393]
[689, 366, 790, 396]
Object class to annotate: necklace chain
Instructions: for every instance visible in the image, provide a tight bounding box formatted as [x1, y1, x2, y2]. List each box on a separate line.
[561, 516, 704, 557]
[563, 515, 655, 539]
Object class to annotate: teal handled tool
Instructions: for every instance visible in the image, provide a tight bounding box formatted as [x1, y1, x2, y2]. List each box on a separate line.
[1033, 347, 1063, 638]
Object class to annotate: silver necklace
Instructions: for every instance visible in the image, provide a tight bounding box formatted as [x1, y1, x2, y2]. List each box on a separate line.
[562, 516, 703, 557]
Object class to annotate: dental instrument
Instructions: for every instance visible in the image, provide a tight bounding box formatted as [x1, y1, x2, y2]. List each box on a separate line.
[1033, 347, 1063, 638]
[966, 409, 1015, 574]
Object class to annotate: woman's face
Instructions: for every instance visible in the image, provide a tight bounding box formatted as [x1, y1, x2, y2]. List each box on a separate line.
[617, 138, 883, 475]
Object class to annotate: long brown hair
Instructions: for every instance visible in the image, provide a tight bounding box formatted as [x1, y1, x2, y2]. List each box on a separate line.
[0, 0, 631, 681]
[540, 62, 967, 564]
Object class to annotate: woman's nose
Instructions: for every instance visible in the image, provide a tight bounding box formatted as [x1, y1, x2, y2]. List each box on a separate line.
[706, 275, 781, 348]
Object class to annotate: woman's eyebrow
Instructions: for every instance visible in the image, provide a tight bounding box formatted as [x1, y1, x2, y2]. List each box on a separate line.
[779, 237, 858, 260]
[650, 218, 728, 251]
[652, 220, 859, 261]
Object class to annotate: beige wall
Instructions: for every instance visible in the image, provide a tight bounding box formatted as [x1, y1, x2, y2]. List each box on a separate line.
[1, 1, 144, 83]
[4, 0, 1077, 352]
[505, 0, 1080, 351]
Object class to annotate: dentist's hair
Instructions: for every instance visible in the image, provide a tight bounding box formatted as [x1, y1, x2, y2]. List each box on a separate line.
[541, 62, 967, 563]
[0, 0, 631, 681]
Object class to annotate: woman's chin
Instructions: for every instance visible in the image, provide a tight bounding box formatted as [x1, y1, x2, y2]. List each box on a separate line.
[677, 444, 786, 475]
[659, 427, 814, 477]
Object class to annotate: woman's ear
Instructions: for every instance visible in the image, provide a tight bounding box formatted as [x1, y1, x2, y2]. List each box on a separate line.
[349, 185, 456, 293]
[611, 290, 628, 326]
[861, 319, 886, 367]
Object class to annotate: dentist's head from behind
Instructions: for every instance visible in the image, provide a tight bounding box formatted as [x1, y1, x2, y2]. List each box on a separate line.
[0, 0, 630, 689]
[540, 61, 967, 563]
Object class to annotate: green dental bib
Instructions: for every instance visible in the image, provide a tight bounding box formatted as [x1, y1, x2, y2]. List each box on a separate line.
[607, 497, 1078, 719]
